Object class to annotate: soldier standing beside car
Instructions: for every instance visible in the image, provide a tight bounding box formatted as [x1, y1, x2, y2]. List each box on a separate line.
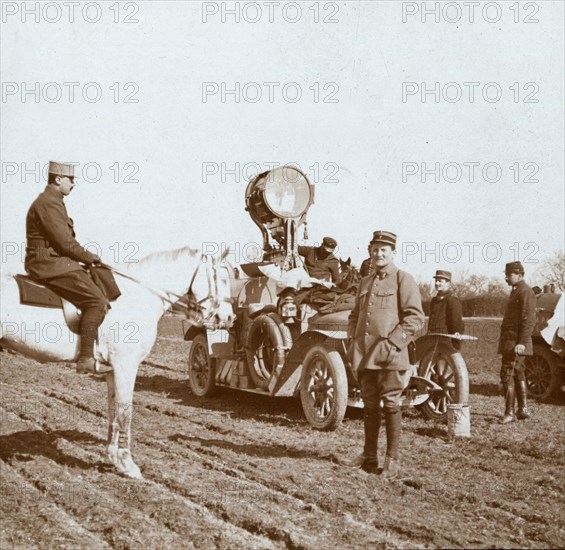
[345, 231, 424, 479]
[427, 270, 465, 350]
[498, 261, 536, 424]
[24, 161, 112, 375]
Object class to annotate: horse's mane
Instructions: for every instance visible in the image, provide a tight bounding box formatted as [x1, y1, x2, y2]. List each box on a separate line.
[124, 246, 200, 270]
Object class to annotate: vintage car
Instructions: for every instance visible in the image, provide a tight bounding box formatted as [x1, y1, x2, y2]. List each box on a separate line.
[525, 287, 564, 400]
[185, 166, 470, 429]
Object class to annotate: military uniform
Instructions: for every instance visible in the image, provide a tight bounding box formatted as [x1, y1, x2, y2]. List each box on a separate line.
[498, 261, 536, 423]
[25, 185, 100, 279]
[24, 162, 111, 374]
[427, 270, 464, 350]
[346, 231, 424, 478]
[297, 236, 340, 283]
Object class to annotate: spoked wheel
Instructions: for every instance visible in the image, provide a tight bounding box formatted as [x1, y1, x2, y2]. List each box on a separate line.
[188, 333, 216, 397]
[525, 345, 562, 400]
[300, 345, 348, 431]
[418, 349, 457, 421]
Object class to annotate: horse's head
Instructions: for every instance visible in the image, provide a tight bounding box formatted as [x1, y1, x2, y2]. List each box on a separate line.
[188, 250, 235, 329]
[339, 256, 360, 289]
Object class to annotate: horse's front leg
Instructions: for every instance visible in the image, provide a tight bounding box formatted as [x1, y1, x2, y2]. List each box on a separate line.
[106, 361, 142, 479]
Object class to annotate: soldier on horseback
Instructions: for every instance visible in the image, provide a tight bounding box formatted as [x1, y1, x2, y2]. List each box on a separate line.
[24, 161, 112, 375]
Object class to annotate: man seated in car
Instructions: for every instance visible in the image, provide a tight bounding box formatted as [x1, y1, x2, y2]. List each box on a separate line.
[298, 236, 341, 285]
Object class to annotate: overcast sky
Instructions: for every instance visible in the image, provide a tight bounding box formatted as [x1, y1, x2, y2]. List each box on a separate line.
[1, 1, 563, 283]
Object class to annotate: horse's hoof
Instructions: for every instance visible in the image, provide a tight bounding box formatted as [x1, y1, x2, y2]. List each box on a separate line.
[124, 467, 143, 480]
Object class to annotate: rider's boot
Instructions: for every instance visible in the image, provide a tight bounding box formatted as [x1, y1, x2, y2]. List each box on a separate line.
[77, 306, 112, 375]
[500, 379, 515, 424]
[343, 407, 381, 472]
[382, 406, 402, 481]
[516, 380, 531, 420]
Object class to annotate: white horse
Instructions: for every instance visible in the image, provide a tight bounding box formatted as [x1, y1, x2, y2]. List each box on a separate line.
[0, 246, 234, 479]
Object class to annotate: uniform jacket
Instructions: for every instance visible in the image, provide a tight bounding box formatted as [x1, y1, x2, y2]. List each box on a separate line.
[428, 291, 464, 334]
[498, 279, 536, 355]
[348, 263, 424, 374]
[24, 185, 98, 281]
[297, 245, 340, 283]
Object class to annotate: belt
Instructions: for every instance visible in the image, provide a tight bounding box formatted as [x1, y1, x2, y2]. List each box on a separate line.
[27, 238, 49, 248]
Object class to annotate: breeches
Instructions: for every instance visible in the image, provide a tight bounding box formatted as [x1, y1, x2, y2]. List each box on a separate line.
[360, 369, 411, 410]
[43, 271, 109, 357]
[43, 270, 109, 311]
[500, 354, 526, 384]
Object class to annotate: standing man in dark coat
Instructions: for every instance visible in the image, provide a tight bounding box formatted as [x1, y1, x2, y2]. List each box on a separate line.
[345, 231, 424, 479]
[298, 236, 341, 284]
[25, 161, 112, 375]
[498, 261, 536, 424]
[427, 270, 465, 350]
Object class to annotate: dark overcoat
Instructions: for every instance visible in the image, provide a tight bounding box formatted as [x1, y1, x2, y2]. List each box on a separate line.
[24, 185, 98, 281]
[297, 245, 340, 283]
[428, 291, 465, 334]
[348, 264, 424, 374]
[497, 279, 536, 355]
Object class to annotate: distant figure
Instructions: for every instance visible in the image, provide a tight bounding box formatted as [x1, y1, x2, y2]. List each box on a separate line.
[498, 261, 536, 424]
[427, 270, 465, 350]
[298, 236, 341, 284]
[25, 161, 112, 375]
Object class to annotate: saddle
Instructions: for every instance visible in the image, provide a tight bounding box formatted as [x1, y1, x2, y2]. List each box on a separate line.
[14, 275, 81, 333]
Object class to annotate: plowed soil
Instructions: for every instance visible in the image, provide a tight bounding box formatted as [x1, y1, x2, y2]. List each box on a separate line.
[1, 318, 564, 549]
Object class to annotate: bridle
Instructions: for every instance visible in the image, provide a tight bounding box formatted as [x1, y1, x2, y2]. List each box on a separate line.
[185, 254, 233, 325]
[102, 254, 232, 326]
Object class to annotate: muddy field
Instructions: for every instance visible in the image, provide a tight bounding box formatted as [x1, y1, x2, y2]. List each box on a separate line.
[1, 317, 564, 549]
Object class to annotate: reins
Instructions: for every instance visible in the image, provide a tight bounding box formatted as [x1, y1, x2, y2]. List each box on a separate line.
[98, 255, 229, 322]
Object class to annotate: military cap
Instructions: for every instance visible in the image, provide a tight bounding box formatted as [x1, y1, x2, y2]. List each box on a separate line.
[322, 236, 337, 248]
[433, 270, 452, 281]
[505, 261, 525, 274]
[370, 231, 397, 247]
[48, 161, 78, 178]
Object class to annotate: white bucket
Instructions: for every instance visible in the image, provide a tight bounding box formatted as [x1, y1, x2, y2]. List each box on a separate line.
[447, 404, 471, 438]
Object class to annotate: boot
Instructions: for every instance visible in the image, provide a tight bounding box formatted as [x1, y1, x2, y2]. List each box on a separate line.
[77, 306, 112, 375]
[361, 408, 381, 473]
[500, 379, 515, 424]
[342, 408, 381, 472]
[382, 456, 400, 481]
[516, 380, 531, 420]
[382, 407, 402, 480]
